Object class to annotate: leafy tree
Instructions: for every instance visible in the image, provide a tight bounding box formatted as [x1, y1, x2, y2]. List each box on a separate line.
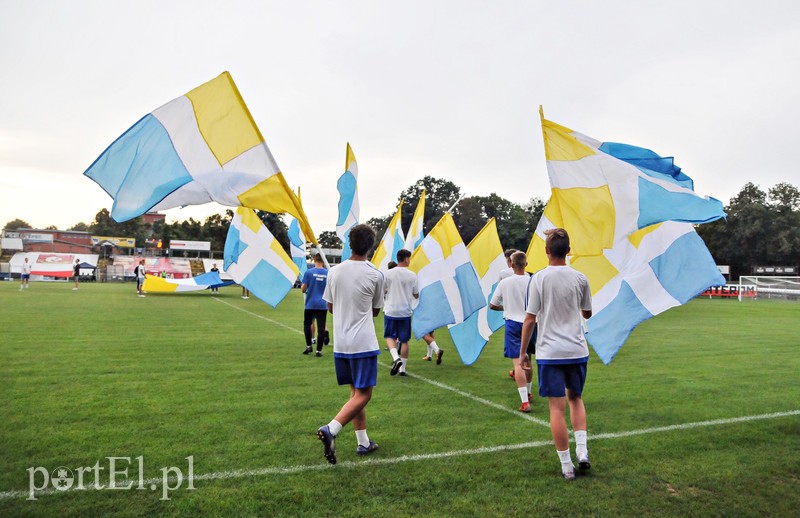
[88, 209, 147, 246]
[365, 215, 392, 243]
[68, 222, 89, 231]
[317, 230, 341, 249]
[203, 212, 232, 252]
[3, 218, 32, 230]
[44, 225, 58, 230]
[397, 176, 462, 235]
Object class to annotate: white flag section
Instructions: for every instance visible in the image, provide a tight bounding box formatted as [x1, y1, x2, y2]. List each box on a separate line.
[288, 218, 308, 278]
[409, 213, 486, 339]
[405, 189, 426, 252]
[335, 143, 359, 261]
[224, 207, 299, 308]
[371, 200, 405, 271]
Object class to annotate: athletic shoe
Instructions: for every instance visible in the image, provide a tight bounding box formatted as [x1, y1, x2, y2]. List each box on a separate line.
[317, 425, 337, 464]
[577, 454, 591, 472]
[519, 402, 531, 413]
[390, 358, 402, 376]
[399, 372, 407, 377]
[562, 469, 576, 481]
[421, 356, 432, 361]
[138, 294, 145, 298]
[315, 351, 322, 357]
[436, 349, 444, 365]
[72, 288, 78, 291]
[323, 330, 330, 346]
[356, 440, 379, 456]
[508, 369, 515, 379]
[303, 347, 313, 355]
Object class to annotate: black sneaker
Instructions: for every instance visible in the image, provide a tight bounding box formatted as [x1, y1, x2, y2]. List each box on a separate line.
[399, 372, 407, 377]
[315, 351, 322, 357]
[436, 349, 444, 365]
[317, 425, 337, 464]
[303, 346, 313, 355]
[323, 330, 330, 346]
[577, 454, 591, 472]
[390, 359, 402, 376]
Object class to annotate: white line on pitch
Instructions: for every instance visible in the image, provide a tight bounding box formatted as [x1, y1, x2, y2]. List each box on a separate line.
[4, 409, 797, 501]
[213, 297, 549, 426]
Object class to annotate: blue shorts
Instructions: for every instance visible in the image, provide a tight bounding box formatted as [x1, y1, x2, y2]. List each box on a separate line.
[503, 320, 537, 358]
[537, 362, 587, 398]
[334, 356, 378, 389]
[21, 274, 30, 280]
[384, 316, 411, 343]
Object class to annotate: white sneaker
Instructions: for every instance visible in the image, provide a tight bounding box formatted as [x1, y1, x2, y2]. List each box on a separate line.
[72, 288, 78, 291]
[138, 294, 145, 298]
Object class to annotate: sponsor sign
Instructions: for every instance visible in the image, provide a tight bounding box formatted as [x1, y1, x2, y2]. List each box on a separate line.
[169, 240, 210, 252]
[22, 232, 54, 243]
[91, 236, 136, 248]
[701, 285, 757, 298]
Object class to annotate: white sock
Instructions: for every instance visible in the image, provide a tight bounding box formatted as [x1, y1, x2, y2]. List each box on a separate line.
[390, 348, 400, 361]
[517, 387, 528, 404]
[354, 429, 370, 448]
[557, 449, 574, 474]
[574, 430, 588, 459]
[426, 343, 433, 357]
[328, 420, 343, 436]
[526, 382, 532, 395]
[400, 358, 407, 373]
[430, 341, 440, 353]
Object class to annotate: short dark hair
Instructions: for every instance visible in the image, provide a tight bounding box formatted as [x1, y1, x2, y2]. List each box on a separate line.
[503, 248, 518, 259]
[348, 224, 377, 257]
[387, 261, 398, 270]
[396, 249, 411, 263]
[313, 253, 323, 263]
[510, 251, 527, 269]
[544, 228, 570, 259]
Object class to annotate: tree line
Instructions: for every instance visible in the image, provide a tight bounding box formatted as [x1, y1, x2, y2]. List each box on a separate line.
[4, 179, 798, 280]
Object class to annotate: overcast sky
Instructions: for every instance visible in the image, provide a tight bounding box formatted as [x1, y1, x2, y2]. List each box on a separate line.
[2, 1, 798, 236]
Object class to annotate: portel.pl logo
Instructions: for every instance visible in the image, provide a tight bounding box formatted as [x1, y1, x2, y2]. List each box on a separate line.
[27, 456, 194, 501]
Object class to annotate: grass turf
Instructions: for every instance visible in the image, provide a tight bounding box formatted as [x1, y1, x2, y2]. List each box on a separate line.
[1, 281, 798, 517]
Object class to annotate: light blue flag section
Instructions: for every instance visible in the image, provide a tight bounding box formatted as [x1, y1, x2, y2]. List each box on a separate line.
[585, 222, 725, 364]
[224, 207, 300, 308]
[336, 144, 360, 261]
[288, 218, 308, 277]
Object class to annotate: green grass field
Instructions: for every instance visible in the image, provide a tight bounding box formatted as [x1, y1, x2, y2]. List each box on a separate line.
[1, 281, 799, 517]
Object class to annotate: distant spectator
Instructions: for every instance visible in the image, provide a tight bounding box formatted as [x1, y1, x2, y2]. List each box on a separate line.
[72, 259, 81, 290]
[20, 257, 31, 291]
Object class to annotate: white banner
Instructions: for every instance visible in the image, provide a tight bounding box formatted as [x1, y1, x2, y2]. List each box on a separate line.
[169, 240, 211, 251]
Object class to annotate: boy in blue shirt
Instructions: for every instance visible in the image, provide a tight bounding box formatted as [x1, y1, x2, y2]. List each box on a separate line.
[301, 254, 329, 356]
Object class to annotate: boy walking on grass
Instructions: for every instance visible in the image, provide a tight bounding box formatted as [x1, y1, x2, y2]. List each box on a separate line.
[520, 228, 592, 480]
[317, 224, 385, 464]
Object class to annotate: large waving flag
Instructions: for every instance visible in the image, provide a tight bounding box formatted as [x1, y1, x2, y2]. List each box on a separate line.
[288, 218, 308, 278]
[371, 200, 405, 271]
[142, 271, 229, 293]
[84, 72, 316, 245]
[447, 218, 506, 365]
[409, 212, 486, 339]
[527, 109, 725, 363]
[335, 143, 360, 261]
[224, 207, 299, 308]
[405, 189, 426, 252]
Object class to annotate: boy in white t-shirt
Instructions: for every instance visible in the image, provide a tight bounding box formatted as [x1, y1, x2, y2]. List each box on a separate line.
[383, 249, 420, 376]
[20, 257, 32, 290]
[490, 251, 536, 413]
[317, 224, 385, 464]
[521, 228, 592, 481]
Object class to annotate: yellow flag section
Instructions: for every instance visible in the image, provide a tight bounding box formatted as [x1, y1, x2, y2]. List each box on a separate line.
[447, 219, 506, 365]
[405, 189, 426, 252]
[84, 72, 316, 245]
[408, 213, 486, 339]
[223, 207, 299, 308]
[371, 200, 405, 271]
[141, 271, 224, 293]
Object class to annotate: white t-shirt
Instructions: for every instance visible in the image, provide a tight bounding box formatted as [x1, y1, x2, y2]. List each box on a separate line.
[490, 273, 530, 323]
[498, 267, 514, 280]
[21, 262, 32, 275]
[135, 265, 145, 280]
[323, 260, 385, 358]
[525, 265, 592, 362]
[383, 267, 418, 318]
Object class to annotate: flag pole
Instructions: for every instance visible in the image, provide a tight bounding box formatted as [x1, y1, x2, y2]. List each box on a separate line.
[446, 193, 466, 214]
[295, 186, 330, 269]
